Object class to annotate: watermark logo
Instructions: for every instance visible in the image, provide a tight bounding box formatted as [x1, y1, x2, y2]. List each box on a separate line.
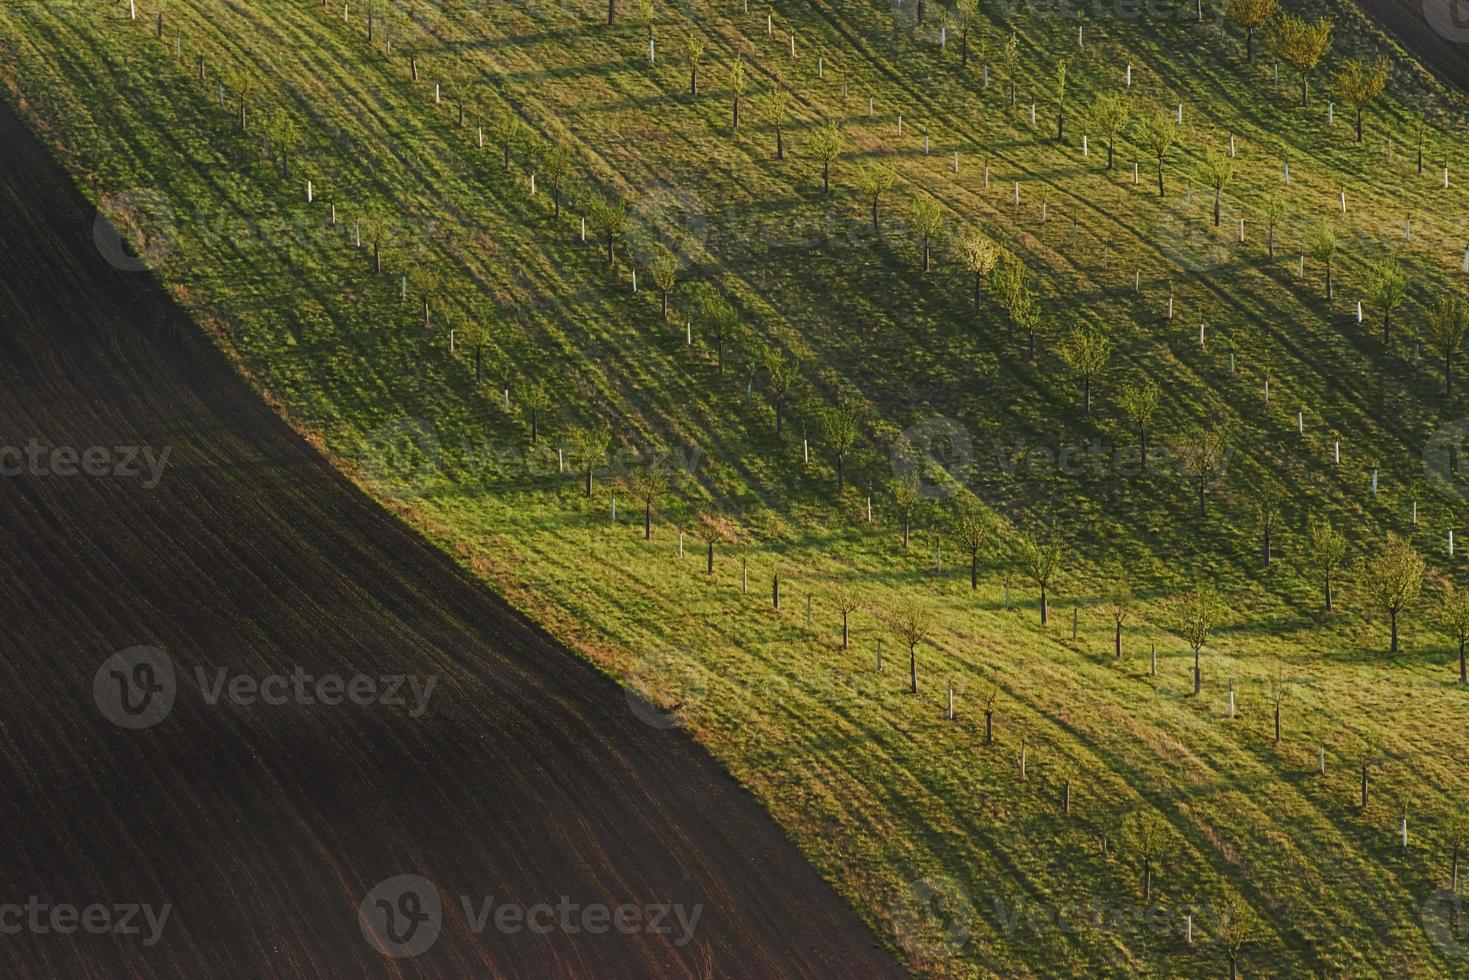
[628, 180, 709, 271]
[890, 875, 976, 959]
[93, 646, 176, 730]
[1425, 1, 1469, 43]
[1425, 418, 1469, 499]
[94, 188, 177, 273]
[1152, 195, 1232, 275]
[1422, 888, 1469, 956]
[359, 875, 442, 959]
[624, 645, 706, 730]
[360, 418, 443, 498]
[0, 440, 172, 488]
[892, 416, 973, 499]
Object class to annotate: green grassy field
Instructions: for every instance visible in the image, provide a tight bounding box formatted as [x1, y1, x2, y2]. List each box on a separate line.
[5, 0, 1469, 973]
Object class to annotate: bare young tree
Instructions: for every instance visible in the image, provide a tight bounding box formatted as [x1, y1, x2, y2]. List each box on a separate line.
[626, 467, 667, 540]
[1173, 426, 1228, 517]
[832, 584, 862, 649]
[1308, 220, 1339, 300]
[1200, 147, 1236, 227]
[569, 424, 612, 498]
[1122, 810, 1170, 901]
[1108, 576, 1132, 660]
[1265, 658, 1290, 744]
[883, 599, 935, 694]
[1255, 484, 1280, 565]
[696, 512, 735, 573]
[978, 670, 1001, 744]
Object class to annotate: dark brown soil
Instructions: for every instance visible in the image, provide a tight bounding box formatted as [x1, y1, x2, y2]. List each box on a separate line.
[0, 101, 902, 979]
[1358, 0, 1469, 92]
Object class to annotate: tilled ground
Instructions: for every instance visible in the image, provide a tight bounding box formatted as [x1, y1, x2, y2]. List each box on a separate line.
[0, 101, 901, 980]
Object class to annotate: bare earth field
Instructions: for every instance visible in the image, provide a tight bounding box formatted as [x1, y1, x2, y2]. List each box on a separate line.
[0, 100, 901, 979]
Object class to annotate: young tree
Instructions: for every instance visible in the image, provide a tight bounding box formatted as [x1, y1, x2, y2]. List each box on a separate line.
[1015, 528, 1063, 625]
[1173, 426, 1228, 516]
[1056, 325, 1110, 414]
[884, 599, 935, 694]
[892, 474, 920, 548]
[1255, 484, 1280, 565]
[521, 380, 550, 444]
[1334, 57, 1389, 143]
[1422, 294, 1469, 397]
[832, 584, 862, 649]
[588, 193, 629, 269]
[1271, 14, 1334, 107]
[261, 107, 301, 178]
[649, 248, 678, 320]
[1362, 532, 1425, 654]
[1052, 59, 1069, 142]
[1443, 810, 1469, 892]
[1122, 810, 1169, 901]
[910, 197, 942, 273]
[491, 111, 521, 172]
[1305, 514, 1347, 612]
[541, 144, 572, 218]
[407, 265, 442, 332]
[1367, 256, 1408, 346]
[951, 492, 993, 590]
[569, 424, 612, 498]
[1116, 378, 1160, 467]
[854, 162, 899, 236]
[684, 31, 705, 96]
[626, 467, 666, 540]
[1089, 91, 1130, 170]
[729, 54, 747, 129]
[1002, 30, 1021, 109]
[1212, 893, 1259, 980]
[1108, 576, 1132, 660]
[954, 0, 978, 69]
[1137, 109, 1180, 198]
[1223, 0, 1278, 60]
[818, 405, 859, 494]
[1200, 147, 1236, 227]
[1440, 584, 1469, 686]
[1177, 583, 1226, 695]
[957, 230, 1000, 312]
[1263, 191, 1286, 259]
[696, 289, 739, 374]
[978, 669, 1001, 744]
[1308, 220, 1339, 300]
[763, 350, 798, 437]
[1411, 112, 1431, 175]
[808, 121, 844, 194]
[696, 511, 735, 573]
[1265, 658, 1290, 743]
[765, 82, 791, 160]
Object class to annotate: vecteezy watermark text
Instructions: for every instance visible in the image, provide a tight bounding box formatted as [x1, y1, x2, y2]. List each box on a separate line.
[358, 875, 703, 959]
[0, 440, 171, 489]
[93, 647, 438, 729]
[0, 897, 171, 947]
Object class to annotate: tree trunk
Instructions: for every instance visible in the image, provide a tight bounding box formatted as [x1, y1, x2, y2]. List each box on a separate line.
[1324, 571, 1333, 612]
[706, 541, 714, 573]
[1246, 28, 1254, 60]
[585, 465, 593, 498]
[607, 0, 615, 25]
[1460, 638, 1466, 684]
[973, 272, 981, 310]
[970, 554, 978, 590]
[644, 502, 652, 540]
[606, 234, 615, 269]
[871, 195, 881, 234]
[373, 240, 381, 275]
[902, 514, 910, 549]
[841, 612, 849, 649]
[922, 237, 931, 272]
[1039, 585, 1048, 625]
[1115, 621, 1121, 659]
[776, 123, 783, 160]
[1325, 258, 1333, 299]
[1142, 860, 1152, 902]
[1268, 225, 1276, 258]
[1156, 159, 1165, 198]
[1139, 424, 1147, 468]
[961, 32, 968, 68]
[984, 710, 993, 744]
[1194, 647, 1202, 694]
[690, 66, 697, 96]
[909, 644, 918, 694]
[1106, 135, 1115, 170]
[1083, 377, 1091, 414]
[660, 290, 670, 320]
[1213, 189, 1221, 226]
[822, 160, 830, 194]
[1263, 527, 1271, 564]
[1300, 70, 1309, 108]
[1198, 476, 1207, 517]
[1383, 310, 1392, 346]
[1274, 703, 1281, 743]
[1355, 106, 1363, 143]
[732, 95, 739, 129]
[1390, 609, 1399, 653]
[1361, 760, 1370, 808]
[774, 400, 783, 437]
[836, 454, 845, 493]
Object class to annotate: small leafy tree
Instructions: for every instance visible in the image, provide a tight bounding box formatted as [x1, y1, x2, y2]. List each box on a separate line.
[808, 121, 844, 194]
[957, 230, 1000, 312]
[818, 405, 859, 493]
[1443, 810, 1469, 892]
[684, 31, 705, 96]
[1176, 583, 1226, 695]
[1089, 91, 1130, 170]
[1056, 325, 1110, 414]
[1308, 220, 1339, 300]
[1002, 30, 1021, 109]
[910, 197, 942, 273]
[854, 162, 898, 236]
[261, 107, 301, 178]
[491, 111, 521, 172]
[588, 193, 629, 269]
[1122, 810, 1169, 901]
[1137, 109, 1180, 198]
[763, 350, 799, 436]
[1440, 583, 1469, 685]
[1422, 294, 1469, 397]
[407, 265, 442, 332]
[1116, 378, 1159, 467]
[954, 0, 978, 69]
[1255, 484, 1280, 565]
[541, 144, 572, 218]
[649, 247, 678, 320]
[1361, 533, 1425, 653]
[978, 669, 1001, 743]
[1334, 57, 1389, 143]
[1173, 426, 1229, 516]
[1271, 14, 1334, 107]
[1265, 658, 1291, 743]
[1108, 576, 1132, 660]
[1015, 528, 1063, 624]
[626, 467, 667, 540]
[951, 492, 993, 590]
[1263, 191, 1286, 258]
[884, 599, 935, 694]
[1305, 514, 1348, 612]
[892, 474, 921, 548]
[1052, 59, 1068, 142]
[1223, 0, 1279, 60]
[1213, 893, 1259, 980]
[1366, 256, 1408, 346]
[521, 380, 551, 444]
[1200, 147, 1236, 227]
[765, 82, 791, 160]
[696, 289, 739, 374]
[729, 54, 747, 129]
